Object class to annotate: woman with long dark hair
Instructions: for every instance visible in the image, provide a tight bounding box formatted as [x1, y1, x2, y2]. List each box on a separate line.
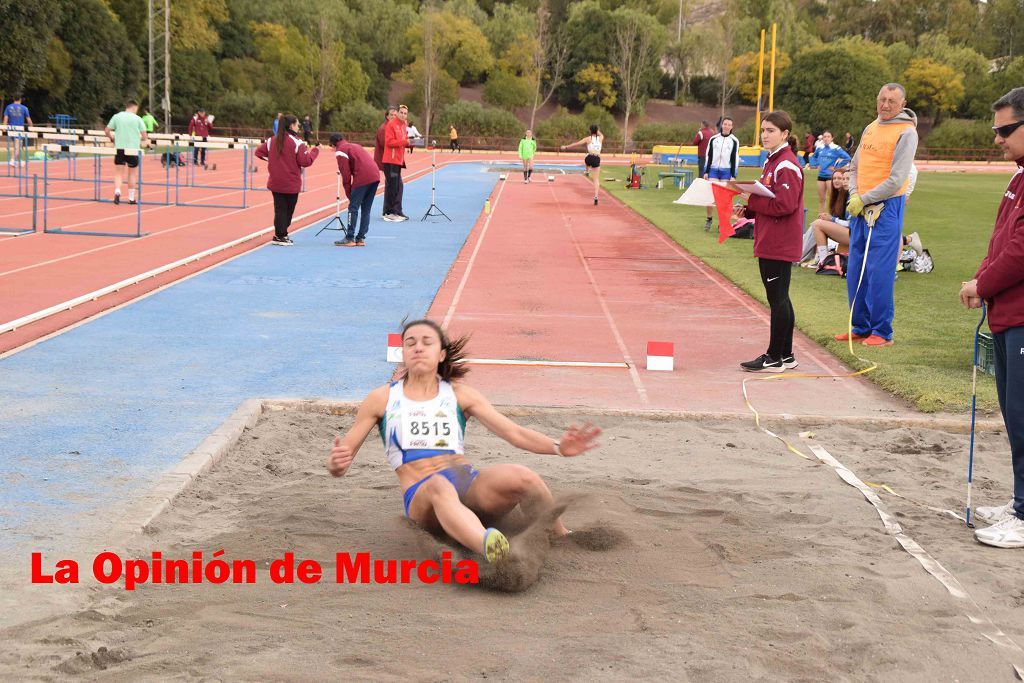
[326, 319, 601, 564]
[561, 124, 604, 205]
[805, 168, 851, 266]
[254, 114, 321, 246]
[737, 110, 804, 372]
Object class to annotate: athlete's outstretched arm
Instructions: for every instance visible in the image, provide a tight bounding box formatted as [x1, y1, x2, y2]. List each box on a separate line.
[456, 385, 600, 456]
[560, 136, 591, 150]
[327, 385, 388, 476]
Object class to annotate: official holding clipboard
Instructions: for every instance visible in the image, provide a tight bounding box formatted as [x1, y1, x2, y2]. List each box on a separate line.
[734, 111, 805, 374]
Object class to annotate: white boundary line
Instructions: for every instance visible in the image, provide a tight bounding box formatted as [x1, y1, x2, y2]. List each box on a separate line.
[440, 177, 508, 328]
[808, 444, 1024, 679]
[464, 358, 628, 368]
[549, 177, 649, 404]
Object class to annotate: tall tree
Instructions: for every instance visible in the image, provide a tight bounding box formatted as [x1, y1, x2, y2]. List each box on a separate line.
[528, 3, 568, 130]
[778, 43, 893, 138]
[0, 0, 61, 96]
[47, 0, 143, 123]
[614, 8, 666, 152]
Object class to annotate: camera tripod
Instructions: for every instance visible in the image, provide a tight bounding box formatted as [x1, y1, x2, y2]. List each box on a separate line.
[421, 146, 450, 222]
[316, 172, 348, 236]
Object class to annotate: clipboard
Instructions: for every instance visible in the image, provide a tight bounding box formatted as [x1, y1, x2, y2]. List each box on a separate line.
[728, 180, 775, 198]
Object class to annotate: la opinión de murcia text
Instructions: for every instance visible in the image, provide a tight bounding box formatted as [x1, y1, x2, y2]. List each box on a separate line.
[31, 551, 480, 589]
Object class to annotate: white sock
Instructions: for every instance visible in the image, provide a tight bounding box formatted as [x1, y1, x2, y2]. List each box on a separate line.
[114, 188, 121, 196]
[128, 189, 135, 201]
[816, 245, 828, 262]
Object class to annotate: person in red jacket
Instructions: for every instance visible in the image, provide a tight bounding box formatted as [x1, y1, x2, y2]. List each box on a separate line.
[737, 110, 804, 373]
[254, 114, 321, 246]
[374, 107, 397, 217]
[330, 133, 381, 247]
[693, 120, 716, 229]
[960, 87, 1024, 548]
[383, 104, 410, 221]
[188, 108, 213, 167]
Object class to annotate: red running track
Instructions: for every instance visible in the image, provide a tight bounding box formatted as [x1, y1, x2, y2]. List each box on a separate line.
[428, 173, 908, 417]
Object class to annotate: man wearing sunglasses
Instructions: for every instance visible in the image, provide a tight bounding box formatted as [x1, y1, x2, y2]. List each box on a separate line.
[838, 83, 919, 348]
[960, 87, 1024, 549]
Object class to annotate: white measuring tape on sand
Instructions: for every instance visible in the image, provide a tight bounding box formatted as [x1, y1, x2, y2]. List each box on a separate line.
[808, 443, 1024, 679]
[740, 205, 1024, 677]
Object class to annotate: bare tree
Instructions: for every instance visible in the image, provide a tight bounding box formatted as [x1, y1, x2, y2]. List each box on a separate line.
[615, 11, 662, 153]
[710, 15, 739, 120]
[528, 3, 568, 131]
[310, 12, 337, 138]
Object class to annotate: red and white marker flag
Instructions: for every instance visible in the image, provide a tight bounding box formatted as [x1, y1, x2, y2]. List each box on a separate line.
[386, 334, 403, 363]
[646, 341, 674, 372]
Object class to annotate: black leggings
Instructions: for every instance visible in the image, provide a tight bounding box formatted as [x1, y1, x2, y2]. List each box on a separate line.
[272, 192, 299, 238]
[759, 258, 795, 360]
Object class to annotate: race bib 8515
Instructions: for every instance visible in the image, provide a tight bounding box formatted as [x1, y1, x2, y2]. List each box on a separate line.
[401, 405, 457, 449]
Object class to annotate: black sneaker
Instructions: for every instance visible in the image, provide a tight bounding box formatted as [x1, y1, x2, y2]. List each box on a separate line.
[781, 355, 798, 370]
[128, 198, 137, 205]
[740, 354, 785, 373]
[703, 218, 712, 231]
[271, 235, 294, 246]
[594, 196, 598, 205]
[334, 237, 357, 247]
[113, 193, 120, 205]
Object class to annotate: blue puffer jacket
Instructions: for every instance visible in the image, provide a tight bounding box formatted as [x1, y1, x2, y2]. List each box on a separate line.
[811, 143, 850, 178]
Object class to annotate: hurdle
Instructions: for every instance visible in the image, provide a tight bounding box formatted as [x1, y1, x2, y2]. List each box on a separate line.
[0, 174, 38, 236]
[172, 139, 250, 208]
[42, 144, 145, 238]
[35, 137, 173, 207]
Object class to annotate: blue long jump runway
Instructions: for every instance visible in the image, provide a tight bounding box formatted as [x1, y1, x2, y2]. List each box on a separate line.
[0, 164, 497, 557]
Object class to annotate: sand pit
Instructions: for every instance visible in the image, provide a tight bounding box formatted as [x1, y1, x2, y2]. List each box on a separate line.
[2, 407, 1024, 680]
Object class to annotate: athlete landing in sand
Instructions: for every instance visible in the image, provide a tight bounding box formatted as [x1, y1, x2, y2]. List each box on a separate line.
[327, 319, 601, 564]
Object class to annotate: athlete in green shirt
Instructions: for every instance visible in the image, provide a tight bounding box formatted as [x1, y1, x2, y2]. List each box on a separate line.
[141, 110, 159, 133]
[104, 99, 149, 204]
[518, 130, 537, 183]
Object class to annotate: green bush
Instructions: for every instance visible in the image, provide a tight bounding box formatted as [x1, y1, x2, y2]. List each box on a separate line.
[434, 101, 523, 139]
[215, 89, 277, 128]
[330, 101, 384, 133]
[631, 121, 699, 147]
[482, 70, 532, 110]
[689, 75, 721, 106]
[536, 104, 621, 148]
[925, 119, 996, 151]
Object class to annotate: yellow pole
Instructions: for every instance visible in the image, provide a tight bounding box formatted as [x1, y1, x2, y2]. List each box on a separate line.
[768, 23, 777, 112]
[754, 29, 765, 148]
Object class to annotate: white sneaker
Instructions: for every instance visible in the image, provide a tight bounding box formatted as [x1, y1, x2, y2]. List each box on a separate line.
[906, 231, 923, 256]
[382, 214, 401, 222]
[974, 513, 1024, 548]
[974, 500, 1015, 525]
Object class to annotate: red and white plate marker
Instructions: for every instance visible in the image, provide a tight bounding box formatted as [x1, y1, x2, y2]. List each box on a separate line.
[386, 333, 403, 363]
[646, 341, 674, 371]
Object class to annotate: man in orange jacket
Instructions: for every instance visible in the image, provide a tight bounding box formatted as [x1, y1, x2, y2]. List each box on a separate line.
[383, 105, 410, 222]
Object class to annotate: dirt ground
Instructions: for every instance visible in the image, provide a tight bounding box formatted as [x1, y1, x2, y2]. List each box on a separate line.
[2, 407, 1023, 681]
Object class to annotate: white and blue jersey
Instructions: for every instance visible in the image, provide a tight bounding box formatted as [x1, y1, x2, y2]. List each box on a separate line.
[811, 143, 850, 179]
[379, 379, 466, 470]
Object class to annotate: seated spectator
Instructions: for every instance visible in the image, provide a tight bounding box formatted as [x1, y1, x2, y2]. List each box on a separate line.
[804, 169, 851, 267]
